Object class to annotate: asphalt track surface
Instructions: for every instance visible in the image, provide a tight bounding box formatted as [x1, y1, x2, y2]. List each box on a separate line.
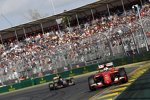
[0, 66, 139, 100]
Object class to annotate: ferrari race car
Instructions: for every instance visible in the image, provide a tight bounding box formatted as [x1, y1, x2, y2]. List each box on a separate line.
[88, 62, 128, 91]
[49, 76, 75, 90]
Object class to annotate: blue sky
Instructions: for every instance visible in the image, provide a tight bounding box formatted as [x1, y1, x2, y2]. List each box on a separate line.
[0, 0, 97, 31]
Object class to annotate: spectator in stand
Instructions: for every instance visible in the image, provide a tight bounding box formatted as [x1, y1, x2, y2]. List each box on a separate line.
[0, 3, 149, 85]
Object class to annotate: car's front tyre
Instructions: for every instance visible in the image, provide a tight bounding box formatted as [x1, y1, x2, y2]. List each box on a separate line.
[49, 83, 54, 90]
[119, 68, 128, 83]
[88, 76, 96, 91]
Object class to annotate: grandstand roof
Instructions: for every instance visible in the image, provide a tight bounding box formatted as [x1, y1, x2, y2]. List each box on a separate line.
[0, 0, 132, 35]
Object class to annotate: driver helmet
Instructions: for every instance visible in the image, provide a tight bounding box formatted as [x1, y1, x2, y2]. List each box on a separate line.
[103, 64, 108, 71]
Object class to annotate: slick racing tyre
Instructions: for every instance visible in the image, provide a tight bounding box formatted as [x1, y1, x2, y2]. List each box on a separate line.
[119, 68, 128, 83]
[49, 83, 54, 90]
[53, 82, 58, 90]
[88, 76, 96, 91]
[70, 78, 75, 85]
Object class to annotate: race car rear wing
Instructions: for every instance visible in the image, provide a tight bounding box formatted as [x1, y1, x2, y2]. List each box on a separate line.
[98, 62, 114, 69]
[105, 62, 114, 67]
[98, 64, 104, 70]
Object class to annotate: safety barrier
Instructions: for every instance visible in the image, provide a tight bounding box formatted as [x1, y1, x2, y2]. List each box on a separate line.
[0, 51, 150, 94]
[20, 78, 34, 88]
[0, 82, 22, 93]
[0, 86, 9, 93]
[33, 74, 56, 85]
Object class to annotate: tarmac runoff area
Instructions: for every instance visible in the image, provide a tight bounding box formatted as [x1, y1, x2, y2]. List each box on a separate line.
[0, 61, 149, 100]
[89, 61, 150, 100]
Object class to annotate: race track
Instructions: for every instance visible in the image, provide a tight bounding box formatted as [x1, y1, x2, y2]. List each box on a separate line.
[0, 66, 139, 100]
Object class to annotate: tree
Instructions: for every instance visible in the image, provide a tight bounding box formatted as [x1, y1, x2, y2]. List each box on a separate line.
[62, 10, 72, 27]
[62, 16, 72, 27]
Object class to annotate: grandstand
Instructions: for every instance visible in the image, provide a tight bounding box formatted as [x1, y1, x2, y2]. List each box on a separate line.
[0, 0, 150, 86]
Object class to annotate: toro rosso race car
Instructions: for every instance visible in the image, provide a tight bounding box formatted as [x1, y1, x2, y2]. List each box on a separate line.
[88, 62, 128, 91]
[49, 75, 75, 90]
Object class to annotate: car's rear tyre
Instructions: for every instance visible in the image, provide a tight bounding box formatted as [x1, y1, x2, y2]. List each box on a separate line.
[53, 82, 58, 90]
[88, 76, 96, 91]
[70, 78, 75, 85]
[119, 68, 128, 83]
[62, 80, 68, 87]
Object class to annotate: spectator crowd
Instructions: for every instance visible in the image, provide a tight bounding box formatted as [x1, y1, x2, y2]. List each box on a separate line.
[0, 3, 150, 85]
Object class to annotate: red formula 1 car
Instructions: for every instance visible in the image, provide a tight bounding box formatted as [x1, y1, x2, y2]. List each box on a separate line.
[88, 62, 128, 91]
